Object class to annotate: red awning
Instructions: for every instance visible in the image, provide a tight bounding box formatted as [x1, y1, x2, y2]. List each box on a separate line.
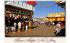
[26, 1, 37, 6]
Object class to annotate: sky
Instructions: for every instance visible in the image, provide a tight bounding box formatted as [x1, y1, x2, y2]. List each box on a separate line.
[33, 1, 65, 18]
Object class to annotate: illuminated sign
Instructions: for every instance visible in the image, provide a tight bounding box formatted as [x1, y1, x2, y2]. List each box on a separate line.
[5, 1, 34, 11]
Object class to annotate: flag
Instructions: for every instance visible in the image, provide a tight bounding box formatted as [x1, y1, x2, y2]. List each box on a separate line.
[26, 1, 37, 6]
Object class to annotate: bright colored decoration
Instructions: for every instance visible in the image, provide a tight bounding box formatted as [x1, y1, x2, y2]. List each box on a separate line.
[57, 17, 61, 21]
[61, 17, 64, 21]
[26, 1, 37, 6]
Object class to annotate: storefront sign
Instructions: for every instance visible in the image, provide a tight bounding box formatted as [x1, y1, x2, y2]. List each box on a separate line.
[5, 1, 34, 11]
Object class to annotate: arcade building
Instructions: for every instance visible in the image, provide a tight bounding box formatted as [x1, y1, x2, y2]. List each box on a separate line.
[5, 1, 36, 30]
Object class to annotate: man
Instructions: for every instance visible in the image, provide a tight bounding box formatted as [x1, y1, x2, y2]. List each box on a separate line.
[5, 15, 8, 34]
[25, 21, 29, 31]
[21, 21, 25, 31]
[14, 15, 19, 32]
[10, 15, 14, 32]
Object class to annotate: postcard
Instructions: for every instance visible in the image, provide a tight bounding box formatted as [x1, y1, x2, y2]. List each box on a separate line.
[5, 0, 66, 43]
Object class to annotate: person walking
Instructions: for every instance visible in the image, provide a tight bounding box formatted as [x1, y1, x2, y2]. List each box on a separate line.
[25, 21, 29, 31]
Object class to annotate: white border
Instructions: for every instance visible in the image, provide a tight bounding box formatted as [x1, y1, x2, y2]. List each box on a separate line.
[0, 0, 4, 43]
[0, 0, 69, 43]
[66, 0, 70, 43]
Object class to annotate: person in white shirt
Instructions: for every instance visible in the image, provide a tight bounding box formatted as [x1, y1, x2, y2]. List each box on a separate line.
[18, 22, 21, 31]
[25, 21, 28, 31]
[56, 22, 61, 29]
[55, 27, 61, 34]
[13, 22, 16, 32]
[55, 22, 61, 35]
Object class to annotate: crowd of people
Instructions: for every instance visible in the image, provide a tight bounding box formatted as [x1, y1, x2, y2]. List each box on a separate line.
[33, 21, 65, 36]
[54, 21, 65, 36]
[5, 14, 29, 33]
[5, 13, 65, 36]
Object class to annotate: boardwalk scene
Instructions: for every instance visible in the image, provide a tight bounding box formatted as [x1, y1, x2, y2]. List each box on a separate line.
[5, 1, 65, 37]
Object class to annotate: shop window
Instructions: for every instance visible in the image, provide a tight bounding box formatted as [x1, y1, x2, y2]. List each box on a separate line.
[25, 12, 28, 15]
[21, 11, 23, 14]
[13, 10, 17, 14]
[20, 11, 25, 14]
[24, 12, 26, 14]
[16, 10, 19, 14]
[19, 11, 21, 14]
[22, 1, 24, 6]
[18, 1, 19, 5]
[25, 12, 27, 14]
[19, 1, 22, 5]
[13, 9, 19, 14]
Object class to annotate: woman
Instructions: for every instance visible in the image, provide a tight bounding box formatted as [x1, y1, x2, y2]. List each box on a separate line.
[18, 22, 21, 32]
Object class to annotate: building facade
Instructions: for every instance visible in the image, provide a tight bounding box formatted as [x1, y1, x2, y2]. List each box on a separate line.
[5, 1, 35, 29]
[46, 12, 65, 25]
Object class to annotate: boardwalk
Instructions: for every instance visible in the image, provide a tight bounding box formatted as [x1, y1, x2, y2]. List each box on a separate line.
[6, 24, 56, 37]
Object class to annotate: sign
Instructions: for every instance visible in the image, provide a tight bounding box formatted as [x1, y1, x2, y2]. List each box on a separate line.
[26, 1, 37, 6]
[5, 1, 34, 11]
